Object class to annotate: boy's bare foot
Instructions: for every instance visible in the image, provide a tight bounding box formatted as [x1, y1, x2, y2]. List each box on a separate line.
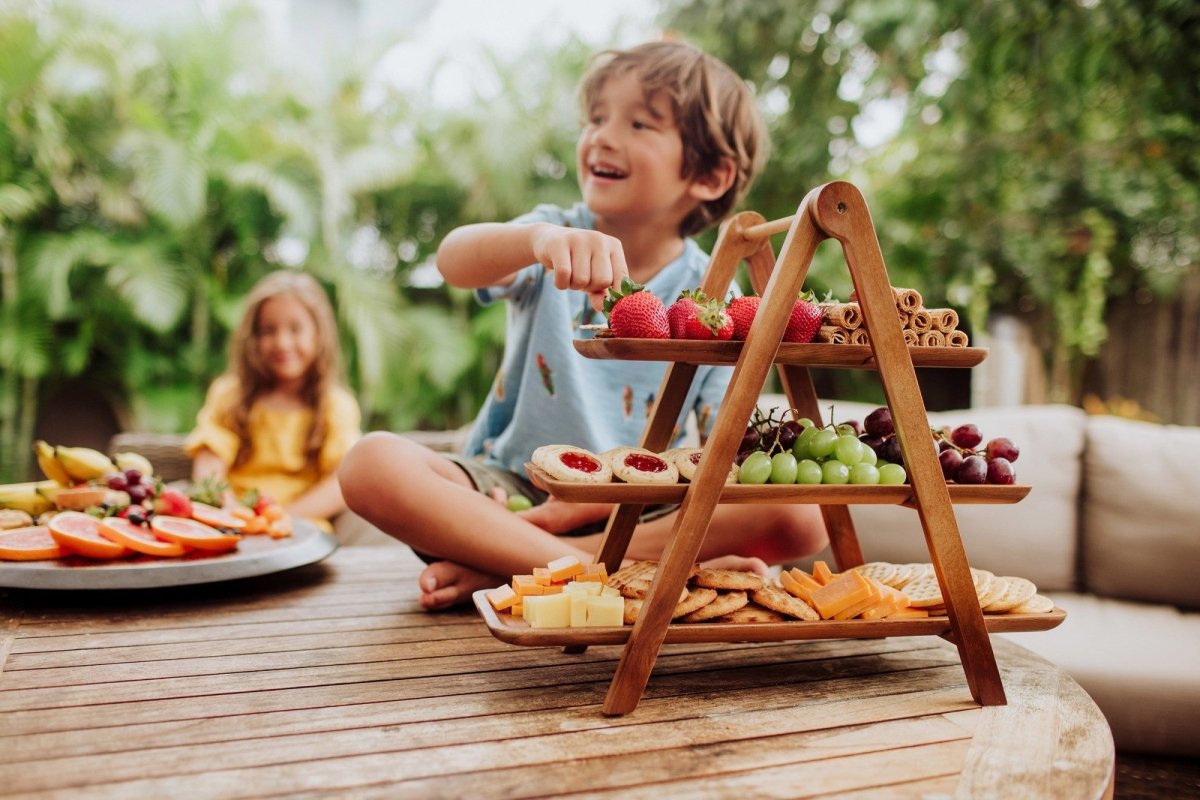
[418, 560, 502, 610]
[699, 554, 770, 577]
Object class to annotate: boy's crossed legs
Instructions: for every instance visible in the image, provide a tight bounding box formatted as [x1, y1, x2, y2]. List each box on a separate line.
[339, 433, 828, 610]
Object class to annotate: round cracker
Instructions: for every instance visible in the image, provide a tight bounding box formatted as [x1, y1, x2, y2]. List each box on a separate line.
[975, 575, 1009, 609]
[679, 590, 749, 622]
[750, 585, 819, 621]
[901, 574, 944, 608]
[1010, 593, 1055, 614]
[693, 568, 764, 592]
[854, 562, 900, 587]
[984, 576, 1038, 612]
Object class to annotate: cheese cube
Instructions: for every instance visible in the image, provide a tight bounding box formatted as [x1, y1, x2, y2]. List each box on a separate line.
[577, 563, 608, 583]
[546, 555, 585, 582]
[512, 575, 543, 596]
[485, 584, 518, 611]
[524, 594, 572, 628]
[569, 592, 588, 627]
[532, 567, 552, 586]
[600, 585, 620, 598]
[562, 581, 590, 594]
[585, 595, 625, 626]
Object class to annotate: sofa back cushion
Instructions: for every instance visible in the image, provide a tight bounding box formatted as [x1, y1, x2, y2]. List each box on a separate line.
[1082, 415, 1200, 609]
[757, 396, 1086, 592]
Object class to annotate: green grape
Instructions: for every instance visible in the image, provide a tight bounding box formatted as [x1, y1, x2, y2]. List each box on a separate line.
[859, 444, 878, 466]
[834, 434, 865, 466]
[878, 463, 907, 485]
[849, 463, 881, 485]
[738, 451, 772, 484]
[809, 429, 839, 459]
[796, 417, 816, 430]
[821, 460, 850, 484]
[769, 452, 798, 484]
[506, 495, 533, 512]
[793, 426, 819, 460]
[796, 459, 823, 484]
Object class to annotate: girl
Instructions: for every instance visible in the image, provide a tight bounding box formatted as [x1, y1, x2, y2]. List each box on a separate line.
[186, 270, 361, 529]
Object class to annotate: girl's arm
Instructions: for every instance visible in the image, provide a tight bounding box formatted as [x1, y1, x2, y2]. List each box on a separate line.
[284, 473, 346, 523]
[191, 447, 227, 483]
[437, 221, 629, 295]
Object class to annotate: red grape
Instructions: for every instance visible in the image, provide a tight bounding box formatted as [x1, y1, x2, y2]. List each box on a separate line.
[955, 455, 988, 484]
[864, 407, 894, 438]
[985, 437, 1020, 463]
[739, 426, 761, 453]
[987, 457, 1016, 485]
[939, 448, 964, 480]
[105, 472, 129, 491]
[776, 420, 802, 451]
[950, 424, 982, 449]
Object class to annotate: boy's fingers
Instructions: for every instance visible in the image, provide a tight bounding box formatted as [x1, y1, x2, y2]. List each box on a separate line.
[610, 245, 630, 291]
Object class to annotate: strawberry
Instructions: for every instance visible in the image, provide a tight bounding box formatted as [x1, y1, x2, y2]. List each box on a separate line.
[783, 291, 822, 343]
[153, 486, 193, 518]
[603, 277, 669, 339]
[668, 290, 734, 340]
[727, 295, 760, 339]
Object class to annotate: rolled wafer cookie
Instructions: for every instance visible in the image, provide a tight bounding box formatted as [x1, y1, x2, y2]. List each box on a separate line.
[902, 328, 919, 346]
[907, 308, 933, 334]
[919, 330, 947, 347]
[849, 328, 871, 345]
[850, 286, 923, 313]
[928, 308, 960, 332]
[824, 302, 862, 330]
[946, 330, 970, 347]
[814, 325, 850, 344]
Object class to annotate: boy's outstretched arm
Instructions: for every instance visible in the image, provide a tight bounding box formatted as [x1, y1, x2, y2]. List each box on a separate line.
[437, 222, 629, 295]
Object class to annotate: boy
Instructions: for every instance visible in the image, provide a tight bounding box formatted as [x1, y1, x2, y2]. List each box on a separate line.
[339, 41, 827, 609]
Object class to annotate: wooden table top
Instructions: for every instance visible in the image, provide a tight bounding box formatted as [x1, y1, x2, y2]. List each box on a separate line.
[0, 545, 1114, 799]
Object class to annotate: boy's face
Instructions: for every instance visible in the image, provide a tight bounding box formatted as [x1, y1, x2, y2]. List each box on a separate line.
[577, 71, 698, 233]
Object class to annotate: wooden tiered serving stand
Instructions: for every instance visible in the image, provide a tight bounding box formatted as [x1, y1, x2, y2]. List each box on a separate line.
[476, 181, 1064, 716]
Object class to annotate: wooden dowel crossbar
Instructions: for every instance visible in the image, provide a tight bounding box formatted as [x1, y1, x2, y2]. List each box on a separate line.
[741, 214, 796, 240]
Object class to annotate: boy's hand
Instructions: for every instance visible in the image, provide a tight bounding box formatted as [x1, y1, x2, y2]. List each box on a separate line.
[531, 225, 629, 297]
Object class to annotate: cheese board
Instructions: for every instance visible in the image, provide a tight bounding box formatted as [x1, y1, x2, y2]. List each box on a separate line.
[473, 589, 1065, 647]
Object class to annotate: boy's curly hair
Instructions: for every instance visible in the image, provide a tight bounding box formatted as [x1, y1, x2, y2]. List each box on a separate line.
[579, 40, 768, 237]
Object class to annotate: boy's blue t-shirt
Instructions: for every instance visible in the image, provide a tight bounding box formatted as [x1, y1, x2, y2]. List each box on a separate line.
[462, 202, 737, 475]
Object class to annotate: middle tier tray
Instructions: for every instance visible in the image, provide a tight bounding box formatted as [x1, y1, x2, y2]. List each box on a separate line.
[526, 464, 1030, 505]
[574, 338, 987, 369]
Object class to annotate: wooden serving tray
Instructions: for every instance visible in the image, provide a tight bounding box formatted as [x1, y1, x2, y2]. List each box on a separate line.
[575, 339, 987, 370]
[525, 464, 1031, 505]
[473, 589, 1065, 648]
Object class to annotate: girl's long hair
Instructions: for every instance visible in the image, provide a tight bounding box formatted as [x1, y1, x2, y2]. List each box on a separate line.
[224, 270, 344, 470]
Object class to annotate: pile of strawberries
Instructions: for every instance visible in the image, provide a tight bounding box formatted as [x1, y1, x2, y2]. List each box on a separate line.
[603, 278, 821, 343]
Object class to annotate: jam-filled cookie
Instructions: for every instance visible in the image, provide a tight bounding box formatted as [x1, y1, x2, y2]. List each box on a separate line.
[531, 445, 612, 483]
[670, 447, 738, 484]
[602, 447, 679, 484]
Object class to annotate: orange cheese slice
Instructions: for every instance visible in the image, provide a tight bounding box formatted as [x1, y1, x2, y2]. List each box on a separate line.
[784, 568, 823, 602]
[812, 560, 839, 586]
[884, 607, 930, 619]
[485, 584, 518, 611]
[547, 555, 585, 582]
[809, 570, 873, 619]
[532, 567, 552, 586]
[512, 574, 544, 596]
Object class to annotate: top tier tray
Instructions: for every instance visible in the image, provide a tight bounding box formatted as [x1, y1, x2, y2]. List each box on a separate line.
[575, 339, 986, 369]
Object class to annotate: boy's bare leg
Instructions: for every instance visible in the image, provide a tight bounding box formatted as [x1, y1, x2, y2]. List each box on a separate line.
[339, 432, 596, 610]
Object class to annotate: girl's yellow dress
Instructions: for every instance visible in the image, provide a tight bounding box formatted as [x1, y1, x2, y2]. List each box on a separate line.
[184, 375, 361, 527]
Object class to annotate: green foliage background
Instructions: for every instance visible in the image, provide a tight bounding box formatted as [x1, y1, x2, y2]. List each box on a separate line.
[0, 1, 1196, 481]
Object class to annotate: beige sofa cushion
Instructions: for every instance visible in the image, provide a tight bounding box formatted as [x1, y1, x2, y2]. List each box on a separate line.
[1081, 415, 1200, 609]
[1000, 593, 1200, 757]
[760, 397, 1086, 592]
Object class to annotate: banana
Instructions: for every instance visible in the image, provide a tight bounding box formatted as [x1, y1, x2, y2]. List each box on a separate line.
[34, 440, 72, 485]
[114, 451, 154, 477]
[0, 484, 54, 516]
[54, 446, 117, 482]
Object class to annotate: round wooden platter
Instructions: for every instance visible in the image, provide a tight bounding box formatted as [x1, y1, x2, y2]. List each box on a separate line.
[525, 464, 1031, 506]
[472, 589, 1066, 648]
[574, 338, 987, 370]
[0, 520, 337, 590]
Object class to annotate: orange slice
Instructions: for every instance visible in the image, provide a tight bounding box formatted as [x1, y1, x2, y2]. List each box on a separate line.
[150, 515, 240, 552]
[48, 511, 129, 559]
[0, 526, 64, 561]
[98, 517, 186, 557]
[189, 502, 248, 531]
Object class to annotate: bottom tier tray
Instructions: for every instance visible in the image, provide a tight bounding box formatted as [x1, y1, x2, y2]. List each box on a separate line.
[473, 589, 1065, 648]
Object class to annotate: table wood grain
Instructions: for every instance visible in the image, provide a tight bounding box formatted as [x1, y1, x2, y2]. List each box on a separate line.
[0, 546, 1114, 799]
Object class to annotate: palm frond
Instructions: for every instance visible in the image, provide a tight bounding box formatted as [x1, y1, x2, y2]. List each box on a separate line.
[221, 162, 318, 238]
[103, 248, 190, 333]
[119, 130, 207, 229]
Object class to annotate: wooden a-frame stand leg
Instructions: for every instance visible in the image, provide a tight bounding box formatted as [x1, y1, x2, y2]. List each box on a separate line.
[591, 182, 1006, 715]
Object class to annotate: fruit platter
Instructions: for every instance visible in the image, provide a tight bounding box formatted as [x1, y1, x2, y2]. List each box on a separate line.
[525, 403, 1030, 506]
[0, 442, 336, 590]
